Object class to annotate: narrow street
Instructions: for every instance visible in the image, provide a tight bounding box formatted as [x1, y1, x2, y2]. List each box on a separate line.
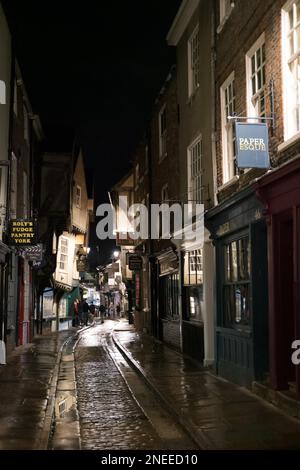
[73, 321, 196, 450]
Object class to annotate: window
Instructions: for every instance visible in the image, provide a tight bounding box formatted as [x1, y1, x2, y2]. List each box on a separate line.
[59, 238, 69, 271]
[188, 136, 203, 203]
[221, 73, 237, 182]
[223, 237, 251, 328]
[219, 0, 233, 25]
[188, 25, 200, 97]
[75, 185, 81, 208]
[246, 34, 266, 119]
[159, 105, 167, 159]
[13, 80, 18, 116]
[23, 105, 29, 142]
[282, 1, 300, 139]
[184, 249, 203, 285]
[160, 273, 180, 319]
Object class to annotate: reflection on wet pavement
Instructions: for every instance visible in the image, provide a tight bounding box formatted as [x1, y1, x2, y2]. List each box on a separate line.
[114, 323, 300, 450]
[75, 322, 164, 450]
[0, 330, 74, 450]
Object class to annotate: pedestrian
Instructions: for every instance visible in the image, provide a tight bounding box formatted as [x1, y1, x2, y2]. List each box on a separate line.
[116, 304, 121, 317]
[74, 299, 80, 327]
[99, 304, 106, 324]
[81, 300, 90, 326]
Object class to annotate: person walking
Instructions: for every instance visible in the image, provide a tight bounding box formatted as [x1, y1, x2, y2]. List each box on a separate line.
[81, 300, 90, 326]
[99, 304, 106, 324]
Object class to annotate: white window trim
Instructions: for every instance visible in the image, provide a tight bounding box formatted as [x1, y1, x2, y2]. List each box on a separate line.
[217, 0, 235, 34]
[158, 104, 167, 161]
[245, 32, 265, 120]
[187, 133, 203, 206]
[75, 185, 82, 208]
[188, 24, 200, 98]
[281, 1, 300, 142]
[58, 237, 69, 272]
[220, 71, 235, 184]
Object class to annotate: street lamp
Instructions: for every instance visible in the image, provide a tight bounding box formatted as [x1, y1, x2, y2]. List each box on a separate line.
[113, 250, 120, 259]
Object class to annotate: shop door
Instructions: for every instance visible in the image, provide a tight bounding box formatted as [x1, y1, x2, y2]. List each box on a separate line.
[277, 215, 295, 386]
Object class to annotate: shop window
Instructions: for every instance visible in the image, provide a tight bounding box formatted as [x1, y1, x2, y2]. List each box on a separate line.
[223, 237, 251, 328]
[184, 249, 203, 285]
[160, 273, 179, 320]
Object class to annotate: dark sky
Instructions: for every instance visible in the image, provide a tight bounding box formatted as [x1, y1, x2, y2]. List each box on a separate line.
[2, 0, 181, 264]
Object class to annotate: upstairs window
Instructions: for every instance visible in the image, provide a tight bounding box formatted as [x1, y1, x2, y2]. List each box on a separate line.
[221, 72, 237, 183]
[75, 185, 81, 208]
[59, 237, 69, 271]
[188, 25, 200, 97]
[246, 34, 266, 119]
[282, 1, 300, 139]
[188, 136, 203, 204]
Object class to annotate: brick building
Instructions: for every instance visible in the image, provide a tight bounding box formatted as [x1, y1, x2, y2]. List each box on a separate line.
[148, 67, 181, 347]
[167, 0, 215, 362]
[206, 0, 300, 399]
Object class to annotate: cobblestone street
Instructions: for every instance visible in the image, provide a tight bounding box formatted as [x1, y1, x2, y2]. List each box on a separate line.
[75, 322, 196, 450]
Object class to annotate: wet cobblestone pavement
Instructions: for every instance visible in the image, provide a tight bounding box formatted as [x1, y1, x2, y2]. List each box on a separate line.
[113, 322, 300, 450]
[0, 330, 75, 450]
[75, 323, 177, 450]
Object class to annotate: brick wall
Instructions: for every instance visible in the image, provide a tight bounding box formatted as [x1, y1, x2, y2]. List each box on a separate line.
[215, 0, 293, 202]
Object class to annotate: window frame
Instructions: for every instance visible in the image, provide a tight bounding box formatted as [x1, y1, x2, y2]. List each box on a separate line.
[220, 71, 237, 183]
[245, 33, 266, 120]
[187, 134, 203, 204]
[221, 234, 251, 331]
[59, 237, 69, 272]
[188, 24, 200, 97]
[282, 0, 300, 140]
[75, 185, 82, 209]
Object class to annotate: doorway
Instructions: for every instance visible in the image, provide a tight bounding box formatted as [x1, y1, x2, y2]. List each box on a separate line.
[275, 213, 295, 388]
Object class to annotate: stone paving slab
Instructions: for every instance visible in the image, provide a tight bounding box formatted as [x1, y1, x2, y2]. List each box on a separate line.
[113, 320, 300, 450]
[0, 329, 76, 450]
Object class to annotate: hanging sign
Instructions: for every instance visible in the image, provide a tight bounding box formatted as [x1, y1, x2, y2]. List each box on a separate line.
[8, 219, 36, 246]
[128, 254, 142, 271]
[235, 122, 270, 169]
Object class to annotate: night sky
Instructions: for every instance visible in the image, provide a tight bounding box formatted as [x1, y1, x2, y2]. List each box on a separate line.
[2, 0, 182, 264]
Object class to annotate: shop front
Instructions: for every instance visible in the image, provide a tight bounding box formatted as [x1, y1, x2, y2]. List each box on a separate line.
[206, 186, 269, 387]
[182, 248, 204, 362]
[157, 248, 181, 350]
[255, 157, 300, 398]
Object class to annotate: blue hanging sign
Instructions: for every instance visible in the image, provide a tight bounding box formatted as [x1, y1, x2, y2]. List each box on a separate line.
[235, 122, 270, 169]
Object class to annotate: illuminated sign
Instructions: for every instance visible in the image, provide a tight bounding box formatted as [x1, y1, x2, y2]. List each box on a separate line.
[8, 219, 36, 246]
[235, 122, 270, 169]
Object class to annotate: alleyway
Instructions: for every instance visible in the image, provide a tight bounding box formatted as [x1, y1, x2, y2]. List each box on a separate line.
[2, 320, 300, 450]
[74, 321, 196, 450]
